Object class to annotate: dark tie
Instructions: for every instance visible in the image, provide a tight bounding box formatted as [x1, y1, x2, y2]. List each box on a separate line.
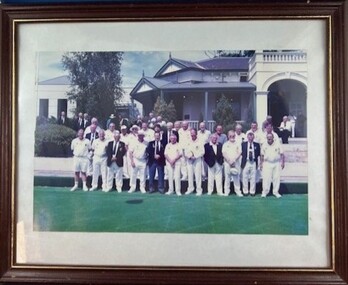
[114, 143, 118, 155]
[249, 144, 253, 161]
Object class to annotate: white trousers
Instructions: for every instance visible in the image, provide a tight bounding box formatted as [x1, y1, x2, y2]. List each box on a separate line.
[262, 161, 281, 196]
[180, 156, 188, 179]
[223, 162, 241, 195]
[130, 159, 147, 192]
[167, 161, 181, 194]
[207, 163, 223, 195]
[122, 152, 132, 179]
[91, 155, 107, 190]
[107, 162, 123, 191]
[242, 161, 257, 195]
[187, 158, 203, 194]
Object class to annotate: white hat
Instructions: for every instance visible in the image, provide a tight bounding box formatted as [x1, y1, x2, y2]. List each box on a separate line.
[121, 125, 127, 130]
[131, 125, 139, 130]
[230, 168, 239, 176]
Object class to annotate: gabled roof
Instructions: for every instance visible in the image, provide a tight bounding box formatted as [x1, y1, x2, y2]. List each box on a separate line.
[130, 76, 170, 95]
[38, 75, 70, 85]
[155, 57, 204, 77]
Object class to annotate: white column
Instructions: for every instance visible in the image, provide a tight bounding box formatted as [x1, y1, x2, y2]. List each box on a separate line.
[48, 99, 58, 119]
[67, 100, 76, 118]
[255, 91, 269, 126]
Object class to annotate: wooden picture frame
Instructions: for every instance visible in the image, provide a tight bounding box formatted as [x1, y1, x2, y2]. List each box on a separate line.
[1, 1, 347, 284]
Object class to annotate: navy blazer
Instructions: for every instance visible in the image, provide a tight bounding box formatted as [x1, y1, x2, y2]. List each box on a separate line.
[204, 142, 224, 168]
[241, 141, 261, 169]
[106, 140, 127, 167]
[85, 132, 99, 143]
[162, 129, 179, 144]
[146, 140, 166, 166]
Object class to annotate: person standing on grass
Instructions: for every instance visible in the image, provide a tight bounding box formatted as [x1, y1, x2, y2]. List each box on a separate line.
[164, 134, 183, 196]
[70, 129, 91, 192]
[260, 133, 285, 198]
[106, 131, 127, 192]
[128, 130, 148, 194]
[146, 132, 166, 194]
[185, 129, 205, 196]
[241, 132, 261, 196]
[204, 133, 224, 196]
[90, 130, 108, 192]
[222, 130, 243, 197]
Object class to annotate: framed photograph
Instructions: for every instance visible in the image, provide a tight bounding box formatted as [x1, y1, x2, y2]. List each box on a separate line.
[1, 1, 347, 284]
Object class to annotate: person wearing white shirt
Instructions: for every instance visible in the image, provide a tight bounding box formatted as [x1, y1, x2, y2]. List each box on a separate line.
[178, 121, 191, 180]
[128, 130, 148, 194]
[105, 122, 116, 142]
[222, 130, 243, 197]
[235, 123, 246, 145]
[260, 133, 285, 198]
[197, 122, 211, 181]
[261, 123, 281, 146]
[70, 129, 91, 192]
[84, 117, 102, 137]
[164, 134, 183, 196]
[185, 129, 205, 196]
[246, 121, 263, 144]
[141, 122, 155, 143]
[120, 125, 131, 179]
[277, 115, 292, 144]
[90, 130, 108, 191]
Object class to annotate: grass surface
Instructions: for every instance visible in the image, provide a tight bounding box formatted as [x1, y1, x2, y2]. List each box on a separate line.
[34, 186, 308, 235]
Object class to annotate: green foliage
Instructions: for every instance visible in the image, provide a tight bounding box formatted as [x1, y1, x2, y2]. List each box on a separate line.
[61, 52, 124, 126]
[152, 97, 177, 123]
[213, 95, 234, 130]
[35, 124, 76, 157]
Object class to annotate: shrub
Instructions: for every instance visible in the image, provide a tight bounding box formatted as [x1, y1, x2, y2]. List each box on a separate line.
[35, 124, 76, 157]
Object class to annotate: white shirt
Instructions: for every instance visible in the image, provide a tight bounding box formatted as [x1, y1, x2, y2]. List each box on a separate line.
[235, 132, 246, 144]
[164, 142, 182, 161]
[120, 133, 130, 146]
[197, 129, 211, 144]
[71, 138, 91, 157]
[210, 142, 218, 155]
[246, 129, 263, 144]
[105, 130, 115, 142]
[185, 139, 204, 159]
[279, 121, 292, 131]
[129, 140, 147, 161]
[92, 138, 108, 157]
[261, 131, 280, 145]
[222, 140, 241, 162]
[84, 125, 102, 137]
[142, 128, 155, 143]
[261, 141, 284, 163]
[178, 128, 191, 145]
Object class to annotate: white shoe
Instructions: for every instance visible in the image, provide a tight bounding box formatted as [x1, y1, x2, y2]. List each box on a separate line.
[236, 193, 243, 197]
[140, 190, 147, 194]
[185, 190, 193, 195]
[83, 186, 89, 192]
[89, 187, 97, 192]
[274, 193, 282, 198]
[166, 191, 173, 195]
[196, 193, 202, 196]
[70, 185, 78, 192]
[128, 188, 135, 193]
[176, 192, 182, 196]
[261, 194, 267, 198]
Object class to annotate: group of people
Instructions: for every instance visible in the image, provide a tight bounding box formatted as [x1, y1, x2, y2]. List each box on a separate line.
[70, 113, 286, 198]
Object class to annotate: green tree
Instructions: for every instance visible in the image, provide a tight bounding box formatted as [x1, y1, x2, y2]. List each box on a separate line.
[153, 96, 177, 123]
[61, 52, 124, 126]
[213, 94, 234, 130]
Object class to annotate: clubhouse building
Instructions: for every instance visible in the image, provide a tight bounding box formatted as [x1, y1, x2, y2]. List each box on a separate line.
[130, 51, 307, 136]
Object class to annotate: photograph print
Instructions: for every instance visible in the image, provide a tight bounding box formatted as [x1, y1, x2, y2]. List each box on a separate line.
[34, 49, 308, 235]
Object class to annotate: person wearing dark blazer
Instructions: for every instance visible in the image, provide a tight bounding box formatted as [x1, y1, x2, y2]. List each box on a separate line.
[204, 134, 224, 195]
[146, 132, 166, 194]
[105, 131, 127, 192]
[74, 113, 85, 131]
[57, 111, 70, 127]
[241, 132, 261, 196]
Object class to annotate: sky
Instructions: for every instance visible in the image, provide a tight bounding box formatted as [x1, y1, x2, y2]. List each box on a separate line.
[37, 50, 213, 96]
